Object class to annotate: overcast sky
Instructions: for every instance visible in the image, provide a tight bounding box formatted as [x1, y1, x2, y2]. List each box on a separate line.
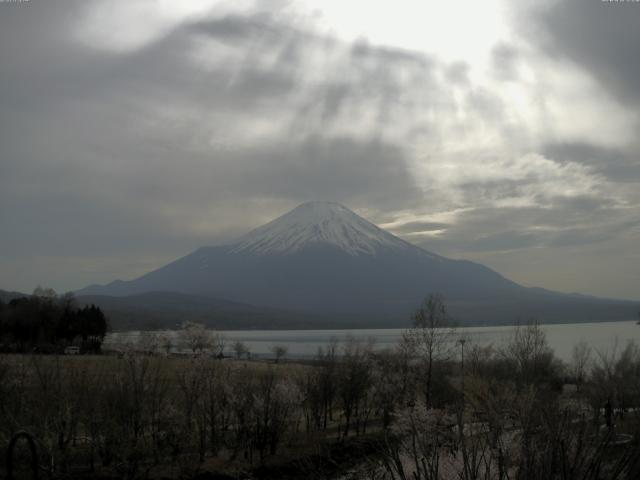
[1, 0, 639, 300]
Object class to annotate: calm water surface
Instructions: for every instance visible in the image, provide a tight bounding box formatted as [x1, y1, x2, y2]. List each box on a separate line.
[105, 320, 640, 362]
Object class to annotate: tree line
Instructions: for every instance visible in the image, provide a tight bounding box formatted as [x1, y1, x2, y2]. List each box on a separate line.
[0, 287, 108, 353]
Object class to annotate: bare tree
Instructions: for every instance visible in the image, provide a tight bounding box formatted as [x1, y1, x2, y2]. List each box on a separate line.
[405, 293, 456, 407]
[378, 404, 455, 480]
[587, 340, 640, 425]
[502, 319, 554, 387]
[58, 291, 78, 311]
[232, 340, 249, 359]
[271, 344, 288, 363]
[212, 331, 226, 358]
[158, 332, 173, 356]
[571, 340, 592, 392]
[371, 349, 405, 430]
[228, 370, 257, 462]
[137, 332, 161, 354]
[33, 285, 57, 300]
[176, 357, 207, 460]
[338, 337, 373, 437]
[316, 338, 339, 429]
[179, 321, 212, 354]
[201, 360, 233, 456]
[252, 370, 300, 462]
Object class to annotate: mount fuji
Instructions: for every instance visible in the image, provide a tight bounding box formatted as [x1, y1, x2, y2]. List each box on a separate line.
[78, 202, 639, 326]
[230, 201, 421, 256]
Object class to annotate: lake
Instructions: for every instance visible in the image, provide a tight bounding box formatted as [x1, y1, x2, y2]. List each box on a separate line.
[104, 320, 640, 362]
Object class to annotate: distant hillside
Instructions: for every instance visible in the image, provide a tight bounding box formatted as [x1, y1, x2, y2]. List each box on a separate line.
[0, 289, 29, 303]
[76, 291, 377, 331]
[0, 288, 394, 331]
[75, 290, 639, 330]
[3, 287, 638, 331]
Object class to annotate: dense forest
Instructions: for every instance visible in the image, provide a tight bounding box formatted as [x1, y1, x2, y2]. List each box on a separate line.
[0, 287, 108, 353]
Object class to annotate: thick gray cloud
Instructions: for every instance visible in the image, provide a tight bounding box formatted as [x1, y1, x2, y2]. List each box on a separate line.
[0, 0, 639, 300]
[0, 2, 426, 290]
[542, 142, 640, 182]
[534, 0, 640, 107]
[491, 43, 521, 82]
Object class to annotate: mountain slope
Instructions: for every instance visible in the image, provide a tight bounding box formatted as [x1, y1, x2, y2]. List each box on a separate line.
[76, 291, 346, 331]
[78, 202, 640, 325]
[0, 289, 29, 303]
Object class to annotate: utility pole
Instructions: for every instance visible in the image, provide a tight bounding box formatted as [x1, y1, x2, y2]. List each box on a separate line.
[457, 337, 469, 477]
[459, 337, 466, 401]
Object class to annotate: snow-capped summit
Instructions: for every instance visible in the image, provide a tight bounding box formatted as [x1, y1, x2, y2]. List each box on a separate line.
[230, 201, 414, 256]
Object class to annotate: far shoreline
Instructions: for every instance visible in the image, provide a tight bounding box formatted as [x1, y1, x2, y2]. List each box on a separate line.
[107, 317, 640, 334]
